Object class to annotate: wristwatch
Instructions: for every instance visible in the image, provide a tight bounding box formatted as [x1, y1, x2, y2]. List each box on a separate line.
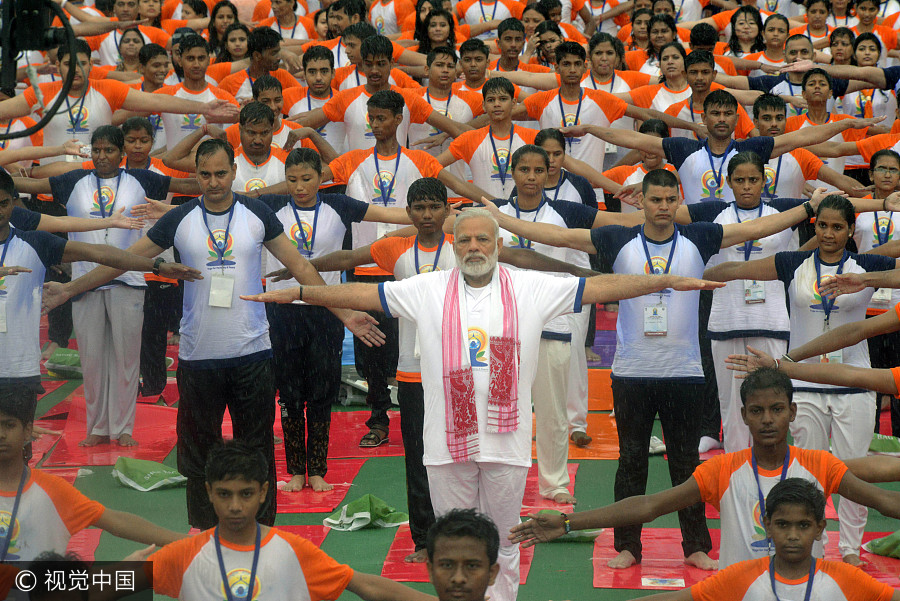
[152, 257, 166, 276]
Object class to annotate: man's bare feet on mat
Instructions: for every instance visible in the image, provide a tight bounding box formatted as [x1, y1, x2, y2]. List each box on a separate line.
[685, 551, 717, 570]
[842, 554, 866, 567]
[405, 548, 428, 563]
[282, 475, 306, 492]
[308, 475, 333, 492]
[608, 550, 637, 569]
[41, 342, 59, 361]
[116, 433, 138, 447]
[549, 491, 576, 504]
[79, 434, 109, 447]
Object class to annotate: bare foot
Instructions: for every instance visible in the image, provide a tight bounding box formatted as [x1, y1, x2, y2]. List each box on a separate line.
[282, 475, 306, 492]
[608, 550, 637, 569]
[404, 548, 428, 563]
[684, 551, 718, 571]
[116, 433, 138, 447]
[842, 554, 866, 567]
[550, 491, 577, 504]
[41, 342, 59, 361]
[79, 434, 109, 447]
[308, 475, 333, 492]
[585, 348, 602, 362]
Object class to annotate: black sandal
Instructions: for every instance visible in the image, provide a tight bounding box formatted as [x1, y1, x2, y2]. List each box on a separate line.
[359, 427, 389, 447]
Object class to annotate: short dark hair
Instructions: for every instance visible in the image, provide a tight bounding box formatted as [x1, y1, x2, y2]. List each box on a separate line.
[535, 127, 565, 149]
[739, 367, 793, 406]
[511, 144, 549, 170]
[689, 22, 719, 48]
[360, 35, 395, 62]
[802, 67, 833, 91]
[766, 478, 826, 523]
[785, 33, 814, 50]
[330, 0, 367, 20]
[344, 21, 377, 41]
[588, 32, 624, 64]
[0, 168, 17, 202]
[752, 92, 786, 119]
[195, 138, 235, 168]
[58, 38, 92, 62]
[248, 26, 282, 56]
[829, 26, 855, 45]
[205, 439, 269, 485]
[726, 150, 765, 179]
[91, 125, 125, 151]
[459, 38, 490, 58]
[179, 33, 210, 56]
[703, 88, 738, 112]
[426, 46, 458, 67]
[252, 74, 283, 99]
[642, 168, 678, 194]
[854, 31, 882, 57]
[138, 42, 168, 65]
[807, 0, 831, 10]
[685, 49, 714, 69]
[240, 101, 276, 127]
[121, 116, 156, 139]
[303, 44, 335, 69]
[182, 0, 210, 16]
[870, 148, 900, 171]
[536, 0, 563, 17]
[117, 27, 144, 50]
[817, 194, 856, 226]
[0, 385, 37, 426]
[497, 17, 525, 38]
[482, 76, 515, 99]
[426, 509, 500, 565]
[286, 147, 323, 173]
[367, 89, 405, 116]
[555, 41, 586, 63]
[638, 118, 669, 137]
[408, 177, 448, 205]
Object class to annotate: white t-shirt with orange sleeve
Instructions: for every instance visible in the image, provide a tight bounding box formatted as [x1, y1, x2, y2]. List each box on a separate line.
[371, 234, 458, 382]
[408, 88, 482, 184]
[259, 15, 317, 41]
[86, 25, 172, 67]
[692, 446, 848, 568]
[764, 149, 824, 200]
[321, 86, 435, 151]
[219, 69, 302, 104]
[283, 87, 348, 156]
[333, 66, 422, 91]
[225, 121, 304, 153]
[628, 82, 692, 113]
[690, 557, 894, 601]
[22, 80, 130, 165]
[603, 164, 679, 213]
[664, 88, 756, 141]
[784, 114, 867, 183]
[447, 125, 538, 199]
[329, 147, 444, 275]
[233, 148, 288, 195]
[150, 527, 354, 600]
[455, 0, 523, 37]
[3, 469, 106, 562]
[368, 0, 416, 35]
[153, 83, 239, 151]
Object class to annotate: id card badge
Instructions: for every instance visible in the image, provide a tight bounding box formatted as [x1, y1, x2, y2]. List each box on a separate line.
[605, 142, 616, 155]
[643, 303, 667, 336]
[821, 349, 843, 363]
[873, 287, 892, 304]
[208, 273, 235, 308]
[375, 222, 396, 239]
[0, 299, 8, 333]
[744, 280, 766, 304]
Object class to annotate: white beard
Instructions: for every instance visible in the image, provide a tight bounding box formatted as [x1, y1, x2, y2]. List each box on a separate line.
[459, 249, 499, 278]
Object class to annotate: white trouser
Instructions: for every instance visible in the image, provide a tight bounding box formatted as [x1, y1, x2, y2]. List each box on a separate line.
[534, 338, 571, 498]
[791, 389, 875, 557]
[566, 310, 590, 434]
[427, 462, 529, 601]
[72, 287, 144, 438]
[711, 337, 788, 453]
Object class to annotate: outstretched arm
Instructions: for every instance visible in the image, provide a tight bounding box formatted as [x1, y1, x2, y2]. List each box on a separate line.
[772, 116, 884, 158]
[309, 245, 376, 273]
[38, 207, 143, 232]
[240, 281, 385, 311]
[845, 455, 900, 483]
[785, 307, 900, 361]
[345, 572, 437, 601]
[719, 195, 817, 247]
[838, 471, 900, 523]
[479, 198, 596, 254]
[561, 124, 665, 156]
[437, 169, 495, 203]
[94, 509, 186, 547]
[581, 273, 725, 305]
[703, 256, 778, 282]
[498, 246, 596, 277]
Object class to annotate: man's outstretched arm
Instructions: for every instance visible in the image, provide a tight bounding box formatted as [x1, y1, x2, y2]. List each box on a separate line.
[241, 282, 385, 311]
[581, 274, 725, 305]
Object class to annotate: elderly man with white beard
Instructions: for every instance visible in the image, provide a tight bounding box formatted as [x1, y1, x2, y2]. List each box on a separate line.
[241, 208, 724, 601]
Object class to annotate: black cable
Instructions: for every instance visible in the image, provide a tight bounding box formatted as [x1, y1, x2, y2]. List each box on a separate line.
[0, 0, 78, 142]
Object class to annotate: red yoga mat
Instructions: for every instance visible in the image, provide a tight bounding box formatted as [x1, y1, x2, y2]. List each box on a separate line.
[275, 525, 330, 547]
[43, 395, 178, 467]
[381, 524, 535, 584]
[520, 463, 579, 515]
[274, 457, 365, 513]
[327, 411, 405, 458]
[67, 529, 102, 562]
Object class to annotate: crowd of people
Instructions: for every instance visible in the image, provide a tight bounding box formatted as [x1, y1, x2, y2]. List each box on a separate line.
[5, 0, 900, 597]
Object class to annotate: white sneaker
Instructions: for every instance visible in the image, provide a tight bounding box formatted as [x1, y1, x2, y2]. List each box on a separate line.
[698, 436, 722, 454]
[649, 436, 666, 455]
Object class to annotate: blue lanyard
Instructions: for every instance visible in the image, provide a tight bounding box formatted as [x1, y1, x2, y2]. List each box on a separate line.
[336, 37, 344, 65]
[765, 155, 783, 200]
[751, 447, 790, 526]
[64, 91, 88, 132]
[0, 228, 13, 268]
[201, 196, 236, 266]
[590, 0, 607, 16]
[245, 68, 255, 89]
[705, 140, 734, 198]
[95, 169, 122, 219]
[558, 90, 583, 152]
[373, 150, 402, 206]
[814, 249, 847, 325]
[0, 121, 12, 150]
[215, 524, 261, 601]
[734, 201, 764, 261]
[875, 211, 894, 246]
[426, 89, 453, 119]
[548, 170, 567, 204]
[590, 72, 615, 92]
[769, 557, 816, 601]
[414, 234, 445, 272]
[489, 126, 513, 186]
[291, 196, 320, 257]
[0, 467, 28, 562]
[640, 224, 678, 275]
[479, 0, 498, 22]
[307, 90, 332, 133]
[513, 195, 546, 248]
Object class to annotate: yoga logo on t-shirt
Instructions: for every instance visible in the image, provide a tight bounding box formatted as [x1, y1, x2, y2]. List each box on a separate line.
[749, 500, 770, 549]
[364, 112, 375, 138]
[0, 513, 20, 560]
[873, 216, 895, 245]
[699, 169, 722, 202]
[468, 327, 488, 367]
[182, 113, 203, 130]
[643, 256, 668, 275]
[206, 229, 236, 267]
[244, 178, 266, 192]
[372, 171, 398, 204]
[0, 276, 7, 297]
[490, 147, 510, 180]
[508, 233, 531, 248]
[90, 186, 116, 218]
[733, 240, 762, 255]
[374, 15, 385, 33]
[289, 221, 314, 257]
[220, 568, 260, 601]
[809, 276, 839, 312]
[66, 106, 90, 134]
[763, 165, 778, 198]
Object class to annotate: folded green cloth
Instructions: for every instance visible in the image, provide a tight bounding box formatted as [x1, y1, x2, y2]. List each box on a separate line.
[863, 529, 900, 559]
[45, 348, 82, 380]
[530, 510, 602, 542]
[112, 457, 187, 492]
[323, 494, 409, 531]
[869, 433, 900, 456]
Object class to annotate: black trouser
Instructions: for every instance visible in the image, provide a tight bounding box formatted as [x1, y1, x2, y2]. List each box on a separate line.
[351, 273, 399, 431]
[268, 303, 343, 477]
[397, 380, 436, 549]
[46, 266, 72, 349]
[176, 358, 277, 529]
[139, 280, 182, 396]
[697, 290, 721, 441]
[866, 313, 900, 436]
[611, 379, 711, 561]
